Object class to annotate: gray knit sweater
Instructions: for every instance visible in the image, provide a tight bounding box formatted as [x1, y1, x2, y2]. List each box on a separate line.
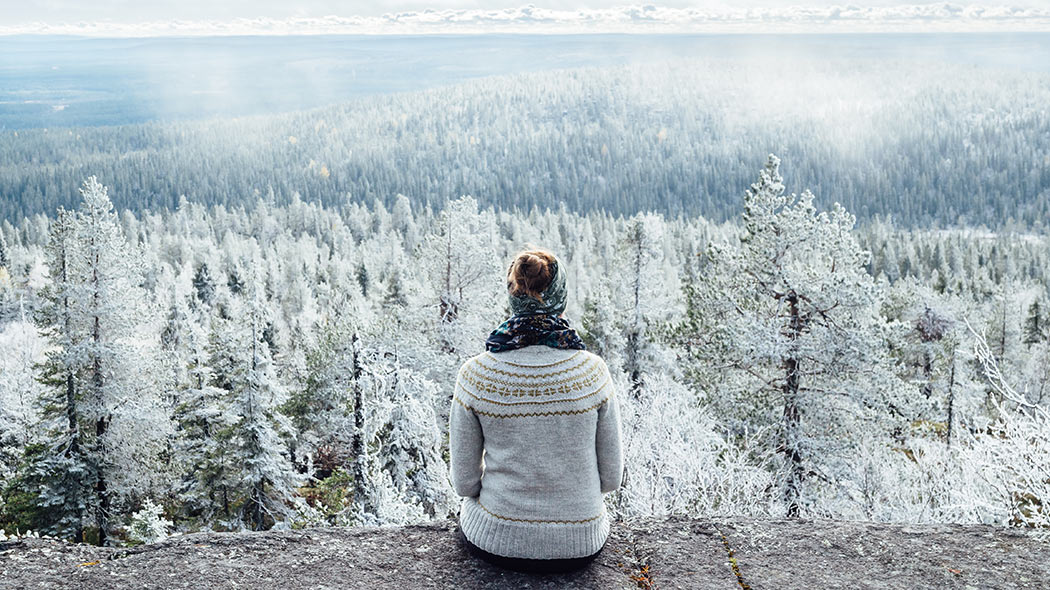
[448, 345, 623, 560]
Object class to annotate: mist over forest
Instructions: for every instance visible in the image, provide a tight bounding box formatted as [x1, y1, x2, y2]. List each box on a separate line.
[1, 33, 1049, 547]
[3, 34, 1050, 228]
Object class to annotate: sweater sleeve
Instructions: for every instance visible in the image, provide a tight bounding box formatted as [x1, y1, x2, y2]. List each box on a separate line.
[448, 367, 484, 498]
[596, 363, 624, 494]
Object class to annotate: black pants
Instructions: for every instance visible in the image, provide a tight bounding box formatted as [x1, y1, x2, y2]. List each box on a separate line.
[459, 530, 602, 574]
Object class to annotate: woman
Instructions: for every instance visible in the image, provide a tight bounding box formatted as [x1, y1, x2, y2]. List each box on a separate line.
[448, 248, 623, 574]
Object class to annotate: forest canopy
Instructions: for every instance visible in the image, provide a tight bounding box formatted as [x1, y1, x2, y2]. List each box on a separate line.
[1, 157, 1048, 545]
[1, 58, 1048, 229]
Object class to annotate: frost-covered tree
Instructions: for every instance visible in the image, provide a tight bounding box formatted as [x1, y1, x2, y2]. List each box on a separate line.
[0, 306, 46, 478]
[0, 229, 10, 311]
[157, 293, 192, 472]
[283, 315, 360, 482]
[192, 262, 215, 307]
[681, 156, 909, 517]
[422, 196, 501, 354]
[15, 209, 89, 541]
[0, 231, 9, 271]
[618, 213, 670, 396]
[175, 309, 239, 528]
[579, 285, 624, 367]
[71, 178, 164, 545]
[351, 340, 455, 524]
[965, 322, 1050, 529]
[1023, 299, 1046, 347]
[17, 178, 161, 545]
[126, 498, 172, 545]
[205, 267, 303, 531]
[614, 372, 778, 518]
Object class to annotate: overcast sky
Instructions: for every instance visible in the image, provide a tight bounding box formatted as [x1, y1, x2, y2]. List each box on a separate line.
[4, 2, 1049, 34]
[4, 1, 1040, 21]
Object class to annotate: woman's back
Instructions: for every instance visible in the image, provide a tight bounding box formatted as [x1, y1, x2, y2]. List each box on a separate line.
[450, 345, 621, 560]
[448, 247, 623, 566]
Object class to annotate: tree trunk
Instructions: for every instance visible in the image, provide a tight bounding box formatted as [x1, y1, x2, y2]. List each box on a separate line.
[349, 331, 367, 511]
[439, 226, 457, 354]
[627, 230, 644, 398]
[94, 410, 109, 546]
[91, 251, 109, 547]
[997, 295, 1007, 361]
[921, 349, 933, 399]
[65, 371, 84, 543]
[248, 312, 263, 531]
[60, 245, 84, 543]
[945, 350, 956, 448]
[781, 292, 803, 518]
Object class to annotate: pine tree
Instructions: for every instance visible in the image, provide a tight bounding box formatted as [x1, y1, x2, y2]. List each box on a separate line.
[157, 294, 192, 483]
[681, 156, 907, 517]
[18, 209, 91, 541]
[381, 271, 408, 309]
[356, 262, 370, 298]
[282, 314, 359, 483]
[579, 286, 624, 366]
[618, 213, 668, 397]
[226, 264, 244, 296]
[0, 224, 13, 317]
[126, 497, 172, 545]
[21, 178, 157, 544]
[73, 177, 150, 545]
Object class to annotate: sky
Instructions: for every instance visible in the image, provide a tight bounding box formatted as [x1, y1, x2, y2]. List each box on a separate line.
[3, 2, 1049, 35]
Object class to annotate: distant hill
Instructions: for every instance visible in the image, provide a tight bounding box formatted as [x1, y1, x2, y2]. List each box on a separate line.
[1, 58, 1048, 228]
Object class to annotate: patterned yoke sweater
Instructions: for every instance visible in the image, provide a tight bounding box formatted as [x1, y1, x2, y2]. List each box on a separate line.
[449, 344, 623, 560]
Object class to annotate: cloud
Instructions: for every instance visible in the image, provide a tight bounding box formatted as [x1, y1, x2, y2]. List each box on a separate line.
[3, 3, 1049, 36]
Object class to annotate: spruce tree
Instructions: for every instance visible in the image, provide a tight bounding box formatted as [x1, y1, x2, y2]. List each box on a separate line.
[0, 229, 11, 313]
[226, 267, 302, 530]
[0, 230, 9, 270]
[1023, 300, 1045, 347]
[192, 262, 215, 306]
[176, 308, 239, 527]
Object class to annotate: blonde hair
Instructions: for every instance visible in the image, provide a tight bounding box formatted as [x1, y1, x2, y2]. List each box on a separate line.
[507, 248, 556, 302]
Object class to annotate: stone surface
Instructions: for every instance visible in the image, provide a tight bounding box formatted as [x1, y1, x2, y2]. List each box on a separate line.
[714, 517, 1050, 590]
[1, 516, 1047, 589]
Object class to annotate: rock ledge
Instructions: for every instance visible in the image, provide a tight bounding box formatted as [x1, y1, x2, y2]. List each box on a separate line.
[2, 516, 1047, 589]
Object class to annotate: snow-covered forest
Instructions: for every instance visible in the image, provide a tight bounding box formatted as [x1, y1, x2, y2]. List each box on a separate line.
[1, 153, 1048, 545]
[2, 59, 1049, 228]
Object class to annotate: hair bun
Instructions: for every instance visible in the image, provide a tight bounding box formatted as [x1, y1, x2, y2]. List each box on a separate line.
[507, 249, 556, 301]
